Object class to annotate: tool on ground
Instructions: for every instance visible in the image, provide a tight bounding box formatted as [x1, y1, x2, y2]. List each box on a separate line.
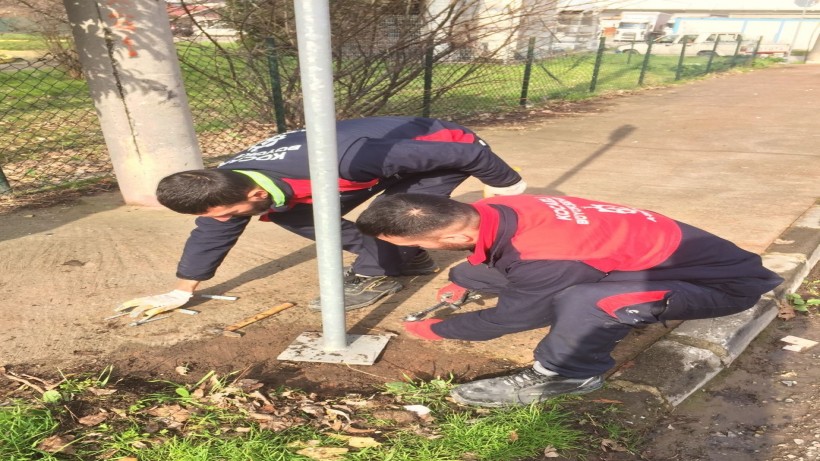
[128, 314, 172, 327]
[222, 302, 295, 338]
[200, 294, 239, 301]
[404, 292, 481, 322]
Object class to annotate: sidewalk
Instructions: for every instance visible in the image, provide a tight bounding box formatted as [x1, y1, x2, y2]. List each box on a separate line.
[1, 64, 818, 407]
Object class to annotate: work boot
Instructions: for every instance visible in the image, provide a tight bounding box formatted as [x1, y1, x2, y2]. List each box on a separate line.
[400, 250, 439, 276]
[450, 367, 603, 407]
[308, 273, 403, 311]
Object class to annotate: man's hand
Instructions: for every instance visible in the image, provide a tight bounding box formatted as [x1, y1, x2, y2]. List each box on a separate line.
[403, 319, 444, 340]
[115, 290, 193, 318]
[483, 178, 527, 197]
[436, 282, 469, 303]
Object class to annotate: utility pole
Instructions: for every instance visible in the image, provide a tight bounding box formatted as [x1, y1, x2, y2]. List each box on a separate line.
[62, 0, 202, 206]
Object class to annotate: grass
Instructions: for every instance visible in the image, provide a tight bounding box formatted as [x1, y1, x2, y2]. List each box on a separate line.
[0, 405, 60, 460]
[0, 33, 46, 51]
[0, 368, 637, 460]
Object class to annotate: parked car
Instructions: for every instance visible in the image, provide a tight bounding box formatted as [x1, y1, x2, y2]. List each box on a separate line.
[616, 33, 750, 57]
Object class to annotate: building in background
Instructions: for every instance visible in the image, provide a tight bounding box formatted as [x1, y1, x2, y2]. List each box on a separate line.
[560, 0, 820, 51]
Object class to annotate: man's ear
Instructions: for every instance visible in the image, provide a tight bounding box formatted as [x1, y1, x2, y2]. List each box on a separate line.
[440, 232, 474, 245]
[247, 187, 269, 201]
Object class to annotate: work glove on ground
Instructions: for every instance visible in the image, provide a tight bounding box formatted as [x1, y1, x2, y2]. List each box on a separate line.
[115, 290, 193, 318]
[483, 178, 527, 197]
[403, 319, 444, 341]
[436, 282, 469, 303]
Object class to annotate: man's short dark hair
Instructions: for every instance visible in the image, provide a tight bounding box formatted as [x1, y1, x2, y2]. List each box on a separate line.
[156, 169, 256, 214]
[356, 193, 477, 237]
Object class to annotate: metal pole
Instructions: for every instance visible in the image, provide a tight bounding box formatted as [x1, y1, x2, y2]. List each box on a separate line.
[519, 37, 535, 106]
[265, 37, 287, 133]
[589, 36, 606, 93]
[705, 35, 720, 73]
[751, 36, 763, 65]
[731, 34, 743, 67]
[675, 40, 687, 80]
[293, 0, 347, 351]
[638, 41, 653, 86]
[422, 43, 434, 117]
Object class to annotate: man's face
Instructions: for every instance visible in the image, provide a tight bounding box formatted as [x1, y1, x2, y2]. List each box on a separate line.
[198, 196, 273, 222]
[377, 233, 475, 252]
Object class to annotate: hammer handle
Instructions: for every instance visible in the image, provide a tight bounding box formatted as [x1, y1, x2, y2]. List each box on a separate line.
[224, 302, 295, 332]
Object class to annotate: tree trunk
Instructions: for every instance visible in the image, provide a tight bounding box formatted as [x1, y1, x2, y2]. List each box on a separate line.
[62, 0, 202, 206]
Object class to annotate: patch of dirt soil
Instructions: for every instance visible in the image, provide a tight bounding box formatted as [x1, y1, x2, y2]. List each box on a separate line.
[100, 326, 522, 398]
[636, 260, 820, 461]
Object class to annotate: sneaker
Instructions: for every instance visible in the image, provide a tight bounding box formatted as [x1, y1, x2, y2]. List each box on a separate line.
[450, 368, 603, 407]
[400, 250, 439, 276]
[308, 274, 403, 311]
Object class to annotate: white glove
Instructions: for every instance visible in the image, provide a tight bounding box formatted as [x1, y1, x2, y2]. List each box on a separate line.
[115, 290, 193, 318]
[483, 179, 527, 197]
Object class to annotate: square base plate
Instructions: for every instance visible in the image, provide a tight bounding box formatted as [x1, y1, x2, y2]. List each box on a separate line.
[277, 332, 391, 365]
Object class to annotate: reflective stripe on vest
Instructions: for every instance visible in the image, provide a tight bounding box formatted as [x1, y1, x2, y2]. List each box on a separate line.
[233, 170, 286, 208]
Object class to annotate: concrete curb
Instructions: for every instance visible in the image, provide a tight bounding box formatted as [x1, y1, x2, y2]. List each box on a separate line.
[609, 200, 820, 407]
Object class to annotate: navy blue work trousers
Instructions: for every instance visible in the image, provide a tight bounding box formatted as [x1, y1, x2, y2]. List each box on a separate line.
[448, 262, 771, 378]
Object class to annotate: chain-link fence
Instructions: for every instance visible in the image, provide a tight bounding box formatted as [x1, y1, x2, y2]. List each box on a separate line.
[0, 32, 774, 200]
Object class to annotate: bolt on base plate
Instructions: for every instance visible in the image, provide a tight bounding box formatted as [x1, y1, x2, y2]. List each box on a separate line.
[277, 331, 390, 365]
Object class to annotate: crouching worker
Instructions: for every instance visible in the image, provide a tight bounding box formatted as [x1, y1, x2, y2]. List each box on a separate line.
[355, 193, 783, 407]
[116, 117, 524, 320]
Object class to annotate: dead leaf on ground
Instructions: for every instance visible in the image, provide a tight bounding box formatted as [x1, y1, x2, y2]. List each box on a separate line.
[296, 446, 349, 460]
[370, 409, 418, 424]
[328, 433, 381, 448]
[249, 412, 275, 421]
[601, 438, 628, 452]
[36, 434, 76, 454]
[87, 387, 117, 396]
[778, 301, 796, 320]
[508, 430, 519, 442]
[543, 446, 560, 457]
[78, 411, 108, 426]
[146, 404, 191, 423]
[259, 420, 295, 432]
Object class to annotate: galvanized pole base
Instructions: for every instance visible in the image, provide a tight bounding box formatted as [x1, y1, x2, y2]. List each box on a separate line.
[278, 332, 390, 365]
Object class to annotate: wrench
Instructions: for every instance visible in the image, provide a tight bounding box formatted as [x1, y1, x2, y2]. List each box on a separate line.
[404, 292, 481, 322]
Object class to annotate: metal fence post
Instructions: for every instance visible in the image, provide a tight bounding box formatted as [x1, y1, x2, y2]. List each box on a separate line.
[589, 36, 606, 93]
[627, 40, 635, 64]
[0, 167, 11, 195]
[519, 37, 535, 106]
[638, 41, 653, 85]
[751, 36, 763, 66]
[265, 37, 287, 133]
[731, 34, 743, 67]
[675, 40, 688, 80]
[422, 44, 434, 117]
[705, 35, 721, 73]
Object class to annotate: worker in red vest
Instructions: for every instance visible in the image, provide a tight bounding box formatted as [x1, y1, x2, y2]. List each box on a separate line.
[356, 193, 782, 407]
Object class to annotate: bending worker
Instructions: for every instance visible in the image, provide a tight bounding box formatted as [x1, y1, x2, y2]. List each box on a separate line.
[355, 193, 783, 407]
[117, 116, 525, 319]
